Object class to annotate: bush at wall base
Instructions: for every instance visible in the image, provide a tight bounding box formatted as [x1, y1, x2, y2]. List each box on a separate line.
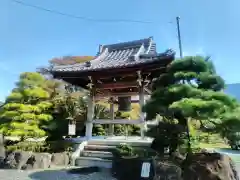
[112, 143, 157, 180]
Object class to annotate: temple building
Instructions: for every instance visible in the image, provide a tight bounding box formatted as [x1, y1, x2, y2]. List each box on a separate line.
[50, 37, 175, 140]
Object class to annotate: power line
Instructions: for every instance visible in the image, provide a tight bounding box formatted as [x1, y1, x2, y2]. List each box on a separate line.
[10, 0, 153, 24]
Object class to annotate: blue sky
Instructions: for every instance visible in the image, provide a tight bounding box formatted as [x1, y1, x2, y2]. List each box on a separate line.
[1, 0, 240, 101]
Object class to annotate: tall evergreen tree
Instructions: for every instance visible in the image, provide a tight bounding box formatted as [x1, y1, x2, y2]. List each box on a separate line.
[0, 72, 53, 138]
[144, 56, 240, 153]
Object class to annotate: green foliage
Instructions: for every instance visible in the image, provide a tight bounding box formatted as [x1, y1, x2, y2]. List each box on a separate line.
[91, 104, 111, 136]
[214, 111, 240, 148]
[6, 140, 73, 153]
[48, 87, 112, 139]
[128, 124, 141, 136]
[115, 143, 135, 157]
[47, 93, 86, 140]
[114, 143, 156, 158]
[144, 56, 229, 119]
[148, 121, 186, 154]
[92, 124, 106, 136]
[0, 72, 53, 138]
[144, 56, 240, 153]
[6, 141, 49, 153]
[46, 140, 74, 153]
[114, 124, 125, 136]
[112, 111, 140, 136]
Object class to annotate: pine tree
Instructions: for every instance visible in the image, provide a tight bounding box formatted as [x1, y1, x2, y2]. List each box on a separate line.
[0, 72, 53, 138]
[144, 56, 240, 152]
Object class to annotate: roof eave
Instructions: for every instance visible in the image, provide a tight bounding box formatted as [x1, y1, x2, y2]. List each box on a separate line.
[51, 51, 175, 78]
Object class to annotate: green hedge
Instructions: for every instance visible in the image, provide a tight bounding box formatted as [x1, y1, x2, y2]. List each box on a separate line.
[6, 141, 49, 152]
[6, 140, 73, 153]
[114, 143, 157, 158]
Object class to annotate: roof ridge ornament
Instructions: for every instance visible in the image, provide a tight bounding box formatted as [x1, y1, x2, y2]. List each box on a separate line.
[165, 49, 175, 56]
[85, 61, 91, 67]
[84, 47, 109, 67]
[99, 44, 103, 54]
[146, 37, 154, 54]
[128, 43, 145, 62]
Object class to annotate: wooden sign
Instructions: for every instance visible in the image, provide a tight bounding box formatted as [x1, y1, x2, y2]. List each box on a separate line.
[141, 162, 151, 178]
[68, 124, 76, 135]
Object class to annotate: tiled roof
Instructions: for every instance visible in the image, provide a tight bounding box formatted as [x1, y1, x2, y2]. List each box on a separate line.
[51, 37, 174, 72]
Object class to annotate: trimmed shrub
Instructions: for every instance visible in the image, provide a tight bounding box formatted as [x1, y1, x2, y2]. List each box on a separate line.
[6, 140, 73, 153]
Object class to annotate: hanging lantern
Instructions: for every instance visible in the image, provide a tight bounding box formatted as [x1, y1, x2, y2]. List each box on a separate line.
[118, 96, 131, 112]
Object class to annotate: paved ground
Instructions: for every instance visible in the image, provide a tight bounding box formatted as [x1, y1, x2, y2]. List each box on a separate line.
[0, 167, 116, 180]
[1, 165, 240, 180]
[2, 149, 240, 180]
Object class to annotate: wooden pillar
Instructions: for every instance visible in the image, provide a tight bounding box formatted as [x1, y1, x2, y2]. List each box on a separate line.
[109, 97, 114, 136]
[85, 88, 94, 140]
[139, 85, 145, 139]
[137, 70, 145, 139]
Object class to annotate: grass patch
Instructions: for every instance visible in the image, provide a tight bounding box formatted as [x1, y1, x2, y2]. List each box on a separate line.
[229, 155, 240, 164]
[199, 142, 230, 149]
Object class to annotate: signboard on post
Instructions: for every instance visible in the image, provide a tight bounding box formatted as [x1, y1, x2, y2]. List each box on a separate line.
[68, 124, 76, 135]
[141, 162, 151, 178]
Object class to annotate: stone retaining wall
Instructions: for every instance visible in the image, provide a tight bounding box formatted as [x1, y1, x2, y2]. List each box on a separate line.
[1, 151, 71, 170]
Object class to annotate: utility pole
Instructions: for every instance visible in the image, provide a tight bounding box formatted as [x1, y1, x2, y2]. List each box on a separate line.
[176, 16, 192, 154]
[176, 16, 183, 58]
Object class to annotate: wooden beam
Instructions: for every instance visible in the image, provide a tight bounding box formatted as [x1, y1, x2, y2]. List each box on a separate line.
[57, 67, 164, 87]
[113, 99, 139, 103]
[95, 91, 139, 99]
[95, 81, 138, 89]
[92, 119, 143, 125]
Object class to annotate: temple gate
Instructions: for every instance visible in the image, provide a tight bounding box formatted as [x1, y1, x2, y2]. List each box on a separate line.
[50, 37, 175, 140]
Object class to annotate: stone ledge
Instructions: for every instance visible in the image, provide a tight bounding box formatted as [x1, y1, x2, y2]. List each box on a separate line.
[1, 151, 72, 170]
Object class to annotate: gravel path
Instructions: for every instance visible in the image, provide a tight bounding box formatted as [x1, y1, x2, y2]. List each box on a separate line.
[0, 167, 116, 180]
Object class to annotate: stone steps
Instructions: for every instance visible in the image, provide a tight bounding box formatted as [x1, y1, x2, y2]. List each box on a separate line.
[84, 144, 116, 151]
[74, 137, 152, 169]
[82, 150, 113, 158]
[75, 143, 115, 168]
[75, 157, 112, 169]
[87, 139, 151, 147]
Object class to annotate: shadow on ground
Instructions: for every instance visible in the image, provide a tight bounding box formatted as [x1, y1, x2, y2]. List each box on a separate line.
[29, 167, 100, 180]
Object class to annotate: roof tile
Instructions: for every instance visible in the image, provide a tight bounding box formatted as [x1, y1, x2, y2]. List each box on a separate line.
[52, 37, 174, 72]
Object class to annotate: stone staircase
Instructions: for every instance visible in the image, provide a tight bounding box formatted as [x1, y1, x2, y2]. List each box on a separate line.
[74, 137, 153, 168]
[75, 142, 115, 168]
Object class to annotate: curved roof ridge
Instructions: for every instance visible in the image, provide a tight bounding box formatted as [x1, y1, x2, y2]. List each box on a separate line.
[102, 37, 152, 51]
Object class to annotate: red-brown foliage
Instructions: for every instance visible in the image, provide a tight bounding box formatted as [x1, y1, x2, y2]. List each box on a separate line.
[50, 56, 95, 65]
